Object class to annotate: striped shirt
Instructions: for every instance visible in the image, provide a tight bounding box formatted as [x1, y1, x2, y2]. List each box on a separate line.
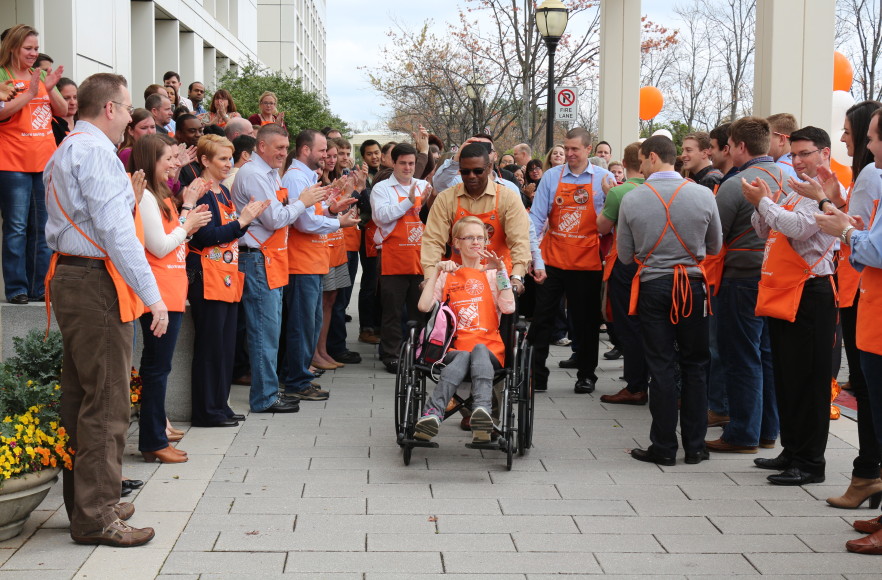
[43, 120, 161, 305]
[281, 158, 340, 235]
[752, 192, 837, 276]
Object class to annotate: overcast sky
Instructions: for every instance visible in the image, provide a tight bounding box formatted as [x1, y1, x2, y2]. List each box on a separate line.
[326, 0, 679, 129]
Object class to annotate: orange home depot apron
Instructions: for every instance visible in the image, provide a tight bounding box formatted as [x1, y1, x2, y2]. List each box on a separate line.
[44, 162, 145, 324]
[755, 198, 836, 322]
[343, 224, 361, 252]
[603, 231, 618, 281]
[539, 171, 602, 271]
[443, 267, 506, 365]
[0, 67, 56, 172]
[628, 180, 711, 323]
[452, 184, 513, 272]
[857, 200, 882, 355]
[381, 185, 423, 275]
[144, 198, 188, 312]
[247, 187, 290, 289]
[327, 229, 348, 268]
[364, 220, 379, 258]
[288, 202, 330, 275]
[195, 188, 244, 302]
[703, 167, 785, 295]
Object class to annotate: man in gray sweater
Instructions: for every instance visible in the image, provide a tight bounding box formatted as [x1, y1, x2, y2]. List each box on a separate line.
[618, 136, 722, 466]
[708, 117, 789, 455]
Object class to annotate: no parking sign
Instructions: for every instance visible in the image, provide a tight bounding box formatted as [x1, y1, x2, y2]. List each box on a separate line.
[555, 87, 578, 121]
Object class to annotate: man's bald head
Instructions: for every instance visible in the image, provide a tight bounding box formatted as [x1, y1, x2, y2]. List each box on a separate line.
[224, 116, 254, 140]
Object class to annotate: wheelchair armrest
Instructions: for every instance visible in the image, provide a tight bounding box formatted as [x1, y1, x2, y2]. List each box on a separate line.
[406, 320, 418, 329]
[515, 317, 527, 332]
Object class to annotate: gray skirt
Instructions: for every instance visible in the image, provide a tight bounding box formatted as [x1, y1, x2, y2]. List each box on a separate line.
[322, 263, 351, 291]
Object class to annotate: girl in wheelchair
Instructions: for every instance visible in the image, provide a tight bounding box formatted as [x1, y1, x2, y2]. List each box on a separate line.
[414, 216, 516, 443]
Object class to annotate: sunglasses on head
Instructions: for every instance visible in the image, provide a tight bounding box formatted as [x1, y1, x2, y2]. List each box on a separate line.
[459, 167, 486, 176]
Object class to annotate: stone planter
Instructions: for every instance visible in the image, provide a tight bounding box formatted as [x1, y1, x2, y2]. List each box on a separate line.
[0, 468, 60, 541]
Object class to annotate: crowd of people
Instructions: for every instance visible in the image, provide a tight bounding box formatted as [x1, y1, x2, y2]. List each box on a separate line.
[4, 22, 882, 557]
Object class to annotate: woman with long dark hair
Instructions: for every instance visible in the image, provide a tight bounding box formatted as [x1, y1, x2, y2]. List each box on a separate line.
[51, 77, 76, 145]
[794, 100, 882, 508]
[129, 134, 212, 462]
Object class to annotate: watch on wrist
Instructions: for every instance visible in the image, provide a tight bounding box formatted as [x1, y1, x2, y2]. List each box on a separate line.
[841, 225, 855, 244]
[818, 199, 833, 211]
[511, 275, 524, 283]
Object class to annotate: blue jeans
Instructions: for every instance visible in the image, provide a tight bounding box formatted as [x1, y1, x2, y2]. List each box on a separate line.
[0, 171, 51, 300]
[717, 277, 778, 446]
[707, 293, 728, 414]
[639, 276, 709, 457]
[283, 273, 323, 393]
[239, 253, 284, 412]
[137, 311, 183, 452]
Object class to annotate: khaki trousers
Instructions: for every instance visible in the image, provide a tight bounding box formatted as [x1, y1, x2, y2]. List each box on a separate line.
[51, 261, 133, 535]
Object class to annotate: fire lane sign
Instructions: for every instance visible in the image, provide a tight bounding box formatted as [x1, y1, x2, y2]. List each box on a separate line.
[555, 87, 578, 121]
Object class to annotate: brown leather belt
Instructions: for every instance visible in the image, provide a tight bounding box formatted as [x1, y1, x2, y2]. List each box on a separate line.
[57, 255, 107, 270]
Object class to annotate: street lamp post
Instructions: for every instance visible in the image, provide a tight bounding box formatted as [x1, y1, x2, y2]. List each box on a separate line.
[465, 76, 486, 135]
[536, 0, 569, 152]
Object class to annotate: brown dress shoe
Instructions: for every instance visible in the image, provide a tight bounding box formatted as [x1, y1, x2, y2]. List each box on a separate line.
[114, 502, 135, 521]
[232, 374, 251, 385]
[600, 387, 648, 405]
[705, 438, 758, 453]
[707, 410, 730, 427]
[358, 330, 381, 344]
[854, 515, 882, 534]
[846, 528, 882, 554]
[71, 519, 155, 547]
[759, 438, 776, 449]
[142, 446, 188, 463]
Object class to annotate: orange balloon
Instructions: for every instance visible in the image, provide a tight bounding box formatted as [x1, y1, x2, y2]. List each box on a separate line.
[833, 51, 854, 92]
[830, 158, 853, 187]
[639, 86, 664, 121]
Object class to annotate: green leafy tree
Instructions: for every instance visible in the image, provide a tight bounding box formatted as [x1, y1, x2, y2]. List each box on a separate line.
[217, 60, 349, 137]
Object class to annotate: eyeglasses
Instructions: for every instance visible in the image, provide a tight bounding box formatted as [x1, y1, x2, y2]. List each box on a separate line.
[791, 149, 821, 160]
[109, 101, 134, 115]
[459, 167, 486, 176]
[260, 101, 276, 106]
[456, 236, 487, 243]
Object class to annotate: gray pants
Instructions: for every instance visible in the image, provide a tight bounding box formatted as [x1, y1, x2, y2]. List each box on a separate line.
[426, 344, 500, 416]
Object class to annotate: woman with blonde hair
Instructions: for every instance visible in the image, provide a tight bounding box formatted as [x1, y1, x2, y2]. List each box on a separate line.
[187, 134, 270, 427]
[248, 91, 286, 128]
[0, 24, 67, 304]
[542, 144, 565, 171]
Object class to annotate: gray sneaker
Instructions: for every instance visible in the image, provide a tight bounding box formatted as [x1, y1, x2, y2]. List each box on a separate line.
[414, 414, 441, 440]
[470, 407, 496, 443]
[289, 386, 329, 401]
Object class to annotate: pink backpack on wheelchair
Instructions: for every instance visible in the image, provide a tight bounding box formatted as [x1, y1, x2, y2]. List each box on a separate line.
[416, 299, 457, 364]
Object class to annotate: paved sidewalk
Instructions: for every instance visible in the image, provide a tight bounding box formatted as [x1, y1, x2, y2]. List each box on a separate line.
[1, 328, 880, 578]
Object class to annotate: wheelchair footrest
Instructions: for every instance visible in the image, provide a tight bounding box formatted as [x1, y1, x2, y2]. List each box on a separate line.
[465, 439, 508, 451]
[399, 438, 440, 449]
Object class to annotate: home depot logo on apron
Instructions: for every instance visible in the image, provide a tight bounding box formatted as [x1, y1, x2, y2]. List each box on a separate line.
[195, 187, 244, 302]
[381, 184, 423, 275]
[539, 169, 601, 271]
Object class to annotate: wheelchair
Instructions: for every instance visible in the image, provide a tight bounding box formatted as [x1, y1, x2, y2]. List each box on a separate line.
[393, 308, 535, 470]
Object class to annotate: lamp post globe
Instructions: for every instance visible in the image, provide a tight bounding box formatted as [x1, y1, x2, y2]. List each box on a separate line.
[536, 0, 569, 152]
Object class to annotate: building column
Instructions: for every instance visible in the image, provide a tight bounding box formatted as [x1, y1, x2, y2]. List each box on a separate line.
[179, 31, 204, 88]
[598, 0, 641, 157]
[203, 46, 217, 90]
[41, 0, 74, 77]
[154, 19, 180, 87]
[753, 0, 835, 134]
[130, 1, 156, 101]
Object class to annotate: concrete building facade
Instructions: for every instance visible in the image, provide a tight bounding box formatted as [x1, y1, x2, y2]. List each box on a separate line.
[0, 0, 326, 96]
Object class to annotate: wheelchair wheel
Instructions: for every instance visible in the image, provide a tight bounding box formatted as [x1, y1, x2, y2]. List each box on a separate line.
[394, 330, 419, 442]
[517, 344, 535, 455]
